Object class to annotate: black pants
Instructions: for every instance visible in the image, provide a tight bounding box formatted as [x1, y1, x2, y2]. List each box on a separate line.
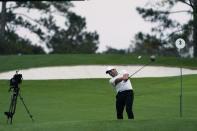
[116, 90, 134, 119]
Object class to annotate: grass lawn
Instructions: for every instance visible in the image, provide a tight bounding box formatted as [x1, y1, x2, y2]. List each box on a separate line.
[0, 54, 197, 72]
[0, 75, 197, 131]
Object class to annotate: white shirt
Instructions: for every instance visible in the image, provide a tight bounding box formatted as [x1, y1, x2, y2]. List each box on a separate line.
[109, 70, 133, 93]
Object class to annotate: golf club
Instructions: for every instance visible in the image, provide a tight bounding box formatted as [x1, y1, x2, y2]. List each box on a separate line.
[128, 55, 155, 79]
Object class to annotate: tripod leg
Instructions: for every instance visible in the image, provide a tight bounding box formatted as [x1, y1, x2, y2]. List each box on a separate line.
[6, 95, 14, 124]
[8, 95, 14, 124]
[5, 93, 18, 124]
[11, 95, 18, 124]
[19, 93, 34, 122]
[5, 87, 20, 124]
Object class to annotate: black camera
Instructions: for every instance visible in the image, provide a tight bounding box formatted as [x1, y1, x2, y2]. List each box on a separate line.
[10, 72, 23, 87]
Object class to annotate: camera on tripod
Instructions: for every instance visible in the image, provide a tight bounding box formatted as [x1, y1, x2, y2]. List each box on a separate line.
[5, 71, 34, 124]
[9, 71, 22, 91]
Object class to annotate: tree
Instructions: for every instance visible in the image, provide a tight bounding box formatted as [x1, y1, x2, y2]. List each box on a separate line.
[0, 2, 6, 39]
[47, 12, 99, 54]
[0, 30, 45, 54]
[133, 0, 196, 57]
[102, 46, 126, 54]
[0, 1, 73, 54]
[131, 32, 178, 57]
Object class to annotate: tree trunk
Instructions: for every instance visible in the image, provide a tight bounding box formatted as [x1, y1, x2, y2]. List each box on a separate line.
[0, 2, 7, 40]
[193, 0, 197, 57]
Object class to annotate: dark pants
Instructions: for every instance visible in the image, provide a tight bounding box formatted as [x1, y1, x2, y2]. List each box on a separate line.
[116, 90, 134, 119]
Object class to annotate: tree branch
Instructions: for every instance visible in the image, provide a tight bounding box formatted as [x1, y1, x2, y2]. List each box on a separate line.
[167, 10, 192, 14]
[169, 29, 184, 36]
[7, 5, 18, 10]
[161, 28, 184, 41]
[15, 13, 41, 25]
[178, 0, 193, 8]
[188, 0, 194, 8]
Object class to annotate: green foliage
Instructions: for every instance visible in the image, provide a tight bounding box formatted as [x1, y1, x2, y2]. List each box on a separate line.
[102, 46, 126, 54]
[0, 31, 45, 54]
[136, 7, 180, 29]
[1, 1, 99, 54]
[47, 12, 99, 54]
[132, 32, 179, 57]
[134, 0, 195, 57]
[0, 42, 45, 55]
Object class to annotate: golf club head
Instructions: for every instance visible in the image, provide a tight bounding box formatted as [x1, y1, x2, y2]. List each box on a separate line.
[150, 55, 155, 62]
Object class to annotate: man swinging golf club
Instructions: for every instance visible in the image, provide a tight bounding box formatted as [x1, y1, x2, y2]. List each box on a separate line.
[106, 66, 134, 119]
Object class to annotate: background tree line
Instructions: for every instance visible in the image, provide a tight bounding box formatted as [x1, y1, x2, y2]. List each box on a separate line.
[131, 0, 197, 58]
[105, 0, 197, 57]
[0, 1, 99, 55]
[0, 1, 196, 57]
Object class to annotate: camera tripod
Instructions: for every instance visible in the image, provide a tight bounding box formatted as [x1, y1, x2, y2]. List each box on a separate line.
[4, 85, 34, 124]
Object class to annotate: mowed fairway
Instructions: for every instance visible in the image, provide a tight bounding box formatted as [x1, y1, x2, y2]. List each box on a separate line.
[0, 54, 197, 73]
[0, 75, 197, 131]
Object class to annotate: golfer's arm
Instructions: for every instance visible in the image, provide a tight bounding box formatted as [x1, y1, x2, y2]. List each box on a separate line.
[115, 77, 124, 85]
[115, 74, 129, 85]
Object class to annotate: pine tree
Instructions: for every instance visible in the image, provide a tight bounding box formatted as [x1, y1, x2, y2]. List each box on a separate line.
[133, 0, 196, 57]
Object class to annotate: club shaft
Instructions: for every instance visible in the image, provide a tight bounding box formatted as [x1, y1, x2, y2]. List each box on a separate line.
[129, 61, 151, 78]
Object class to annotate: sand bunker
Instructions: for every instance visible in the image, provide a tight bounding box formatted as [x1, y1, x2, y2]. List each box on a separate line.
[0, 65, 197, 80]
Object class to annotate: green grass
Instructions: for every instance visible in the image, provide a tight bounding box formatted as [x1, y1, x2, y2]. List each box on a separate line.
[0, 75, 197, 131]
[1, 54, 197, 72]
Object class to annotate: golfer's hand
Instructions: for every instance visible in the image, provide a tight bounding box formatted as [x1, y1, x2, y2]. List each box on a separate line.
[123, 74, 129, 81]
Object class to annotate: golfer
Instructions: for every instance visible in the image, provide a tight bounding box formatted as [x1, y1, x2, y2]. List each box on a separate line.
[106, 66, 134, 119]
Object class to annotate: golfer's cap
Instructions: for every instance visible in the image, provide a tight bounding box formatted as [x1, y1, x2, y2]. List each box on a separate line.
[106, 66, 116, 74]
